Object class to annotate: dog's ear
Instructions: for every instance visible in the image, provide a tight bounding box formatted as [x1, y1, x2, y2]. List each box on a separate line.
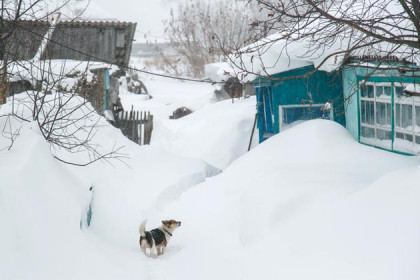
[162, 220, 168, 226]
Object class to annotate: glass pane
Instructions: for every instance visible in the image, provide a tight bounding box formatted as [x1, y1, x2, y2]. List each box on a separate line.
[376, 86, 383, 97]
[367, 85, 374, 98]
[396, 104, 401, 127]
[386, 103, 392, 125]
[416, 106, 420, 127]
[376, 102, 386, 125]
[282, 106, 323, 125]
[361, 85, 367, 98]
[396, 132, 413, 142]
[384, 86, 391, 96]
[361, 126, 375, 138]
[395, 86, 404, 98]
[416, 136, 420, 145]
[402, 104, 413, 128]
[377, 129, 392, 140]
[367, 101, 375, 125]
[361, 100, 366, 123]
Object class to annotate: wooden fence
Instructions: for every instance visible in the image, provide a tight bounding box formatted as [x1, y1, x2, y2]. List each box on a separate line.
[114, 107, 153, 145]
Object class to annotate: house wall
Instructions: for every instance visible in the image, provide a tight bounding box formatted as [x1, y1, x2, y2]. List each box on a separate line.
[343, 62, 420, 154]
[43, 21, 136, 67]
[2, 21, 50, 60]
[2, 20, 136, 67]
[255, 65, 345, 142]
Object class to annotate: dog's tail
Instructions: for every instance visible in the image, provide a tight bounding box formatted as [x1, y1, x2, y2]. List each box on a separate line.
[139, 219, 147, 237]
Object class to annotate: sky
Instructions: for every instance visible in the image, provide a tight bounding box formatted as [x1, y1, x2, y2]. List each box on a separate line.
[88, 0, 182, 43]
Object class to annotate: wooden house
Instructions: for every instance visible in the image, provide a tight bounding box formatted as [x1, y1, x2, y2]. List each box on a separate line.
[254, 65, 346, 143]
[247, 39, 420, 155]
[2, 15, 136, 113]
[343, 56, 420, 155]
[1, 19, 136, 67]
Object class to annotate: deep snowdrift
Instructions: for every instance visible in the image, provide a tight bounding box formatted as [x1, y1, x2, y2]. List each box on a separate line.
[1, 88, 420, 280]
[0, 92, 219, 280]
[157, 120, 420, 280]
[119, 75, 258, 170]
[152, 98, 258, 169]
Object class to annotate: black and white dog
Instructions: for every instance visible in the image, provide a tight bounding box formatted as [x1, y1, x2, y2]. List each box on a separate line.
[139, 219, 181, 256]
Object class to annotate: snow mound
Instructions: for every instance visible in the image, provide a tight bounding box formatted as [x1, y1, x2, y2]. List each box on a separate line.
[0, 91, 219, 279]
[157, 119, 420, 280]
[151, 97, 258, 170]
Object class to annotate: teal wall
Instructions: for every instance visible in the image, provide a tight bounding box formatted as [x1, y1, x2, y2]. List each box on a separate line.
[343, 63, 420, 142]
[254, 65, 345, 141]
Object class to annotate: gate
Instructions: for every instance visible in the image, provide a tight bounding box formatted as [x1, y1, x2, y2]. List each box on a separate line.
[113, 107, 153, 145]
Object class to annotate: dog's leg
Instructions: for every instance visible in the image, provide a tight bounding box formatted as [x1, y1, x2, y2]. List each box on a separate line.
[161, 246, 166, 255]
[141, 246, 147, 256]
[150, 245, 157, 257]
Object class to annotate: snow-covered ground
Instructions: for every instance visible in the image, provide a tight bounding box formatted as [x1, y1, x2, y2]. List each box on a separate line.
[1, 74, 420, 280]
[120, 74, 258, 169]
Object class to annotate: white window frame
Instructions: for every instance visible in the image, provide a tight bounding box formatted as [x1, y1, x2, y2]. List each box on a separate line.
[359, 81, 420, 154]
[279, 104, 333, 131]
[393, 83, 420, 152]
[359, 82, 393, 149]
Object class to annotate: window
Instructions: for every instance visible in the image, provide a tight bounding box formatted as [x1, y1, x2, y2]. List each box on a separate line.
[359, 82, 392, 149]
[359, 81, 420, 154]
[279, 104, 332, 131]
[393, 83, 420, 154]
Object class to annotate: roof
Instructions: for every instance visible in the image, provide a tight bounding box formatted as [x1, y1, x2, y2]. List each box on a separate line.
[2, 19, 136, 67]
[230, 1, 420, 79]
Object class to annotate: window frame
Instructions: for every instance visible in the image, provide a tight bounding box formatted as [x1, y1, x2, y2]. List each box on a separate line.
[358, 80, 420, 154]
[279, 103, 333, 132]
[359, 81, 393, 149]
[393, 83, 420, 151]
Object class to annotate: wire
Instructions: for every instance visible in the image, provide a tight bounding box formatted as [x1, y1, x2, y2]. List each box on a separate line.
[14, 22, 226, 84]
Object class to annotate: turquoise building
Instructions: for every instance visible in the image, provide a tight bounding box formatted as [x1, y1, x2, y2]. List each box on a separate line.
[254, 56, 420, 155]
[254, 65, 346, 143]
[343, 57, 420, 155]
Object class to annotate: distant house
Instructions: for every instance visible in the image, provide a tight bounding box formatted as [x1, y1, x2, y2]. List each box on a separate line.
[2, 19, 136, 67]
[2, 16, 136, 114]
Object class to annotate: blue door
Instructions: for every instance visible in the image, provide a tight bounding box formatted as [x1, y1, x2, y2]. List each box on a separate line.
[256, 85, 274, 142]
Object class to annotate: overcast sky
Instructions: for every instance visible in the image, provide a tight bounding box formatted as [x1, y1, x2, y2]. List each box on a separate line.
[92, 0, 181, 43]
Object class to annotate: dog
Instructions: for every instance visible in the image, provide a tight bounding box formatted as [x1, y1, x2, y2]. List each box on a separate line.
[139, 219, 181, 256]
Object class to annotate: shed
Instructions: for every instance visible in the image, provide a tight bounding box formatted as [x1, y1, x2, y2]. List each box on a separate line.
[254, 65, 345, 142]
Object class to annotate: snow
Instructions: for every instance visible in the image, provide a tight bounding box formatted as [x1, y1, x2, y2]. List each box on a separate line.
[151, 97, 257, 169]
[230, 32, 346, 81]
[405, 84, 420, 94]
[204, 62, 234, 82]
[1, 75, 420, 280]
[6, 60, 117, 90]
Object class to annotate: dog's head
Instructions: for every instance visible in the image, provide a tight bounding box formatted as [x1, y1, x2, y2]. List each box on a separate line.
[162, 219, 181, 231]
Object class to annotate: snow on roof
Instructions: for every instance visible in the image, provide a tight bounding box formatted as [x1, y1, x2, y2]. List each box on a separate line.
[204, 62, 236, 82]
[404, 84, 420, 94]
[6, 60, 118, 90]
[230, 33, 348, 81]
[231, 1, 419, 80]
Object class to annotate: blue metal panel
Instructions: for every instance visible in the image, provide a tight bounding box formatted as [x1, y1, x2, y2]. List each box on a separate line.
[103, 69, 110, 112]
[253, 65, 345, 141]
[256, 86, 275, 143]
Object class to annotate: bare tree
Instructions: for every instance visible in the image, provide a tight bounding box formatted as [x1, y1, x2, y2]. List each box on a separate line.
[0, 0, 128, 166]
[163, 0, 255, 77]
[229, 0, 420, 78]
